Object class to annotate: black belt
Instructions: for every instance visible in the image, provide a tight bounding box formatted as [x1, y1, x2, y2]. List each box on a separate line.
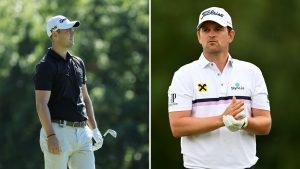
[52, 120, 87, 128]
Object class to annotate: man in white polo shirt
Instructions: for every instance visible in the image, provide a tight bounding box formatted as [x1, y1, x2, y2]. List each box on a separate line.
[168, 7, 272, 169]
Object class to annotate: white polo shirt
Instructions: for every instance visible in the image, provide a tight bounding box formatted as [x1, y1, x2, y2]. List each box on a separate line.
[168, 53, 270, 169]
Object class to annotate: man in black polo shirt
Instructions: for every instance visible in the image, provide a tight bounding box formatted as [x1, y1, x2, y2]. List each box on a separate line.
[34, 15, 102, 169]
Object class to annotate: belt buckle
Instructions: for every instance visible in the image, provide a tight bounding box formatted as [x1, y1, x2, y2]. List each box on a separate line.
[59, 120, 66, 128]
[73, 122, 78, 127]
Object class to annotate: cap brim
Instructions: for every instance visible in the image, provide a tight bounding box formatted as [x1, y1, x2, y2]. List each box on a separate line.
[59, 21, 80, 30]
[73, 21, 80, 27]
[197, 16, 228, 29]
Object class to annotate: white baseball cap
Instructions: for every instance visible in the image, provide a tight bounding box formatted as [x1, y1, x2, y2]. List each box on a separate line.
[46, 15, 80, 37]
[197, 7, 232, 30]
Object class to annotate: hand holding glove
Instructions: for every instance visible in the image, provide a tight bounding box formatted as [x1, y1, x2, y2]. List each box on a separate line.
[222, 96, 248, 132]
[92, 128, 103, 151]
[223, 114, 248, 132]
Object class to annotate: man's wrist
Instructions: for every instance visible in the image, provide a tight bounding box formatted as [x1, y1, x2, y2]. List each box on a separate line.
[219, 115, 225, 127]
[45, 129, 55, 136]
[47, 133, 56, 138]
[242, 117, 249, 128]
[92, 127, 99, 131]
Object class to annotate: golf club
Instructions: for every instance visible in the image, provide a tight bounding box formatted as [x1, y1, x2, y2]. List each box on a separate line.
[92, 129, 117, 151]
[103, 129, 117, 138]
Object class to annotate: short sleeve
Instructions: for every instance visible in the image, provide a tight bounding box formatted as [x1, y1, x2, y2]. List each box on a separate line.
[168, 69, 193, 112]
[33, 62, 55, 90]
[80, 59, 87, 84]
[251, 67, 270, 110]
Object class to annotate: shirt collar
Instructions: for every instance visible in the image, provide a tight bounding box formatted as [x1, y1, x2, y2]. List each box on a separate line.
[48, 48, 72, 61]
[198, 53, 233, 68]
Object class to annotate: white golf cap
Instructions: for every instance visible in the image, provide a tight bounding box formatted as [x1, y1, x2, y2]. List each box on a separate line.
[197, 7, 232, 30]
[46, 15, 80, 37]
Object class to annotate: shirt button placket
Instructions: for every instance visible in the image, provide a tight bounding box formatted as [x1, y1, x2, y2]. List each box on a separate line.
[219, 71, 227, 95]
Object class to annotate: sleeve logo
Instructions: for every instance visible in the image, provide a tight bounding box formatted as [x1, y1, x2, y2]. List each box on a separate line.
[169, 93, 178, 106]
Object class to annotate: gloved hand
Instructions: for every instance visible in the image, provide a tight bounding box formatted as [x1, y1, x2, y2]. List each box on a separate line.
[92, 128, 103, 151]
[223, 115, 248, 132]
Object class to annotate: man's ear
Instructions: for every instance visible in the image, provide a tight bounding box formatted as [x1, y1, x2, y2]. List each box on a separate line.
[197, 31, 202, 45]
[51, 31, 59, 39]
[229, 29, 235, 43]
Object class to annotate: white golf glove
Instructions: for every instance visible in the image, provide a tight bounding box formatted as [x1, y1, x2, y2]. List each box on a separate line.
[92, 128, 103, 151]
[223, 115, 248, 132]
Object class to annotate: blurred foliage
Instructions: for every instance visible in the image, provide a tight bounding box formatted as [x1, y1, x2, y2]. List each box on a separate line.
[152, 0, 300, 169]
[0, 0, 148, 168]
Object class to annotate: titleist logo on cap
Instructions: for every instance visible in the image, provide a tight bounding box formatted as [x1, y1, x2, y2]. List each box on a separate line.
[59, 18, 66, 23]
[201, 10, 224, 19]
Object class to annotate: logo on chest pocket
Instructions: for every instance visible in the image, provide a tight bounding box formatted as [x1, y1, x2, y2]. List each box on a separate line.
[231, 82, 245, 90]
[198, 83, 208, 92]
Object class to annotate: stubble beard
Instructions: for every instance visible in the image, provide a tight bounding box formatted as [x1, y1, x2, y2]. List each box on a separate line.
[70, 37, 75, 45]
[204, 46, 223, 55]
[66, 38, 74, 48]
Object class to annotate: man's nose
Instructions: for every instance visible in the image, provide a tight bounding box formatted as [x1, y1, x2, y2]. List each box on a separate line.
[208, 30, 216, 37]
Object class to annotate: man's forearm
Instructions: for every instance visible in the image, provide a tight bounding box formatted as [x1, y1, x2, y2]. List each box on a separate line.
[84, 97, 98, 129]
[169, 115, 224, 137]
[244, 116, 271, 135]
[37, 103, 54, 135]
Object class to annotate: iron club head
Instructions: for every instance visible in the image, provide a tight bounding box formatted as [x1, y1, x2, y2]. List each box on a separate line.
[103, 129, 117, 138]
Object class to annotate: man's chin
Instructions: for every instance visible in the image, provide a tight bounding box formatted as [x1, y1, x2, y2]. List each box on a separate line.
[67, 42, 75, 48]
[206, 48, 221, 55]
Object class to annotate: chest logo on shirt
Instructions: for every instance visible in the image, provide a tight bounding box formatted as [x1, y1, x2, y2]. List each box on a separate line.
[231, 82, 245, 90]
[198, 83, 208, 92]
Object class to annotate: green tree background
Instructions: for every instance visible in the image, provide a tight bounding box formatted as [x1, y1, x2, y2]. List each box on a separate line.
[0, 0, 148, 168]
[152, 0, 300, 169]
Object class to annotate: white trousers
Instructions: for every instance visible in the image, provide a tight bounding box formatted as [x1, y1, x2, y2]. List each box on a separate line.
[40, 123, 95, 169]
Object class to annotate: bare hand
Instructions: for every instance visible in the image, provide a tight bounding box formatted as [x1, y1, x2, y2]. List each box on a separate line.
[223, 96, 244, 117]
[47, 135, 61, 154]
[234, 112, 246, 120]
